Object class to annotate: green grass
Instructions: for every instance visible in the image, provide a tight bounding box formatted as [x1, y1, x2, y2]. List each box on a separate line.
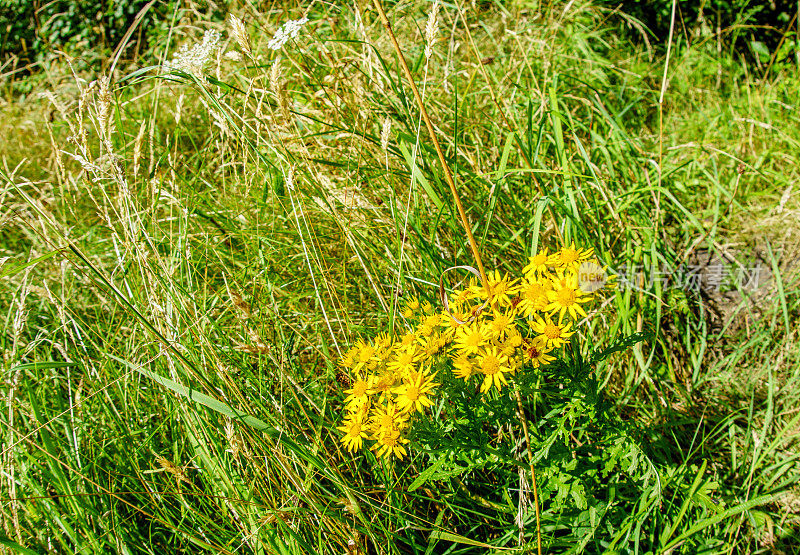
[1, 1, 800, 553]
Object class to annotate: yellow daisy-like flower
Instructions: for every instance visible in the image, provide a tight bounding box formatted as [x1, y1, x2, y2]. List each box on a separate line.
[371, 427, 410, 460]
[531, 316, 575, 348]
[345, 396, 371, 421]
[402, 296, 421, 319]
[339, 346, 358, 370]
[449, 287, 471, 307]
[522, 248, 550, 278]
[353, 339, 376, 370]
[422, 313, 443, 329]
[387, 344, 420, 376]
[369, 370, 399, 399]
[476, 346, 513, 393]
[546, 273, 591, 321]
[399, 332, 417, 348]
[421, 332, 448, 358]
[393, 371, 438, 414]
[548, 242, 594, 272]
[452, 354, 474, 381]
[369, 401, 409, 433]
[499, 329, 523, 357]
[454, 322, 490, 355]
[524, 338, 556, 368]
[344, 373, 371, 408]
[518, 278, 552, 317]
[485, 270, 520, 307]
[337, 412, 368, 453]
[487, 307, 517, 339]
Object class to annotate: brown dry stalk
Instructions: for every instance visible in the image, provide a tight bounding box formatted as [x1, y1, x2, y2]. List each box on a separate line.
[371, 0, 488, 287]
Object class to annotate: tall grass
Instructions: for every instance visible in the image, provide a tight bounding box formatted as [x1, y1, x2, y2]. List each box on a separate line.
[1, 0, 799, 552]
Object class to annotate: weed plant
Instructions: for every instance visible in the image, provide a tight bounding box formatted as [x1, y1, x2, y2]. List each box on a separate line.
[1, 1, 799, 553]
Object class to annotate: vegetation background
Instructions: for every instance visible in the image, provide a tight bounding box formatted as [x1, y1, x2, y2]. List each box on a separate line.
[1, 0, 799, 552]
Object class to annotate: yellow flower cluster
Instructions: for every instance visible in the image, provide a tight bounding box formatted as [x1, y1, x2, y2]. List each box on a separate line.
[338, 243, 607, 461]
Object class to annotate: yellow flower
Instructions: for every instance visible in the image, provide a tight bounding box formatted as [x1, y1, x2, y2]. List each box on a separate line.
[524, 338, 556, 368]
[353, 338, 376, 370]
[476, 346, 513, 393]
[369, 401, 409, 434]
[371, 427, 410, 460]
[518, 278, 552, 317]
[422, 313, 442, 329]
[487, 307, 517, 339]
[387, 344, 420, 376]
[499, 329, 523, 357]
[452, 353, 474, 381]
[369, 370, 399, 399]
[449, 287, 471, 307]
[421, 332, 448, 358]
[337, 412, 368, 453]
[454, 322, 490, 355]
[546, 273, 591, 321]
[522, 248, 550, 278]
[478, 270, 519, 307]
[400, 332, 417, 347]
[344, 373, 371, 408]
[402, 296, 421, 319]
[548, 242, 594, 272]
[345, 396, 371, 421]
[531, 316, 575, 348]
[393, 371, 438, 414]
[339, 346, 358, 370]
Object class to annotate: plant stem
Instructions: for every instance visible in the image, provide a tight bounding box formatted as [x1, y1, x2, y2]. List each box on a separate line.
[371, 0, 488, 287]
[514, 387, 543, 555]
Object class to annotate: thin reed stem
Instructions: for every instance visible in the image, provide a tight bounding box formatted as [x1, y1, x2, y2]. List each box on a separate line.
[515, 388, 543, 555]
[371, 0, 488, 287]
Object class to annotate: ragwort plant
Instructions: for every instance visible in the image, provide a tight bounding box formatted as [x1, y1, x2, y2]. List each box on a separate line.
[337, 244, 607, 461]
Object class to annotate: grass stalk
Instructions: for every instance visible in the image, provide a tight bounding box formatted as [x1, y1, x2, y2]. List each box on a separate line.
[371, 0, 488, 287]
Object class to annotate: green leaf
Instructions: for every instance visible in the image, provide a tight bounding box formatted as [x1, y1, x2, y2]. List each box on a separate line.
[108, 353, 272, 432]
[590, 332, 650, 364]
[0, 536, 39, 555]
[0, 249, 64, 280]
[408, 457, 448, 491]
[661, 492, 783, 551]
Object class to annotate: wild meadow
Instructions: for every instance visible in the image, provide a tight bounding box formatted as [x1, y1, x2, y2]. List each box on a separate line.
[1, 0, 799, 553]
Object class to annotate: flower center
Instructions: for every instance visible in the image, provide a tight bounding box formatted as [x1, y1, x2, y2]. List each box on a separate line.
[557, 288, 576, 305]
[353, 381, 367, 396]
[383, 434, 398, 447]
[380, 414, 393, 428]
[492, 315, 510, 332]
[544, 324, 562, 339]
[358, 346, 374, 362]
[561, 249, 579, 264]
[525, 283, 545, 302]
[466, 331, 482, 348]
[482, 355, 500, 375]
[405, 386, 420, 401]
[531, 253, 547, 266]
[397, 351, 413, 366]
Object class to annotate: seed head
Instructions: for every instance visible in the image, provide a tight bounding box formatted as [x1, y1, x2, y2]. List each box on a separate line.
[228, 14, 252, 56]
[424, 1, 440, 60]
